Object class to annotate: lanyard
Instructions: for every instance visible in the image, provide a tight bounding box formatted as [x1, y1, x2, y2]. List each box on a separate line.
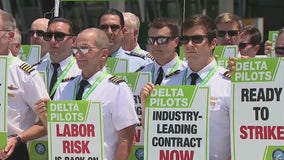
[49, 57, 76, 96]
[74, 71, 108, 100]
[151, 59, 181, 83]
[8, 55, 14, 67]
[182, 63, 218, 85]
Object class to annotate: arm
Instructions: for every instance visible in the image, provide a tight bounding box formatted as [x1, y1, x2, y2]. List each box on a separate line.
[34, 98, 50, 129]
[114, 125, 136, 160]
[0, 118, 47, 159]
[140, 82, 155, 129]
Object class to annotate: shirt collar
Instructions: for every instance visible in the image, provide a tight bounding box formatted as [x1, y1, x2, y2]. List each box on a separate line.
[51, 55, 73, 71]
[154, 56, 179, 74]
[111, 47, 125, 58]
[187, 59, 216, 80]
[80, 67, 107, 85]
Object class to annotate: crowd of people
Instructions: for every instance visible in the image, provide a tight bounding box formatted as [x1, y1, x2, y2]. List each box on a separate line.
[0, 6, 283, 160]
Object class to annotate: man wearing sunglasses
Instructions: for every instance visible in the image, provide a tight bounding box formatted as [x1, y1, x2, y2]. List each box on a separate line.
[141, 14, 232, 160]
[98, 8, 148, 72]
[138, 17, 186, 84]
[238, 25, 262, 57]
[0, 9, 49, 160]
[265, 28, 284, 57]
[38, 17, 81, 99]
[215, 12, 243, 46]
[29, 18, 50, 67]
[35, 28, 138, 160]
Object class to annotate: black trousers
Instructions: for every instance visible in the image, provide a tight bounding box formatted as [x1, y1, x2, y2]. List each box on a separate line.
[6, 142, 29, 160]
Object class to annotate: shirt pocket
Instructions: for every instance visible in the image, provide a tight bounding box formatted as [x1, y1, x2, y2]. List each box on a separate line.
[210, 96, 221, 111]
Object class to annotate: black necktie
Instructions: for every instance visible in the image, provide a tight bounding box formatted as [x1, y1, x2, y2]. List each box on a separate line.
[49, 63, 60, 99]
[76, 80, 89, 100]
[155, 67, 164, 85]
[190, 73, 199, 85]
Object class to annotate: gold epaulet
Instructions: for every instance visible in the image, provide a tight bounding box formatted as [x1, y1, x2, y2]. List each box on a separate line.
[223, 71, 232, 79]
[31, 60, 42, 68]
[135, 65, 145, 72]
[165, 70, 180, 78]
[125, 52, 145, 59]
[146, 53, 155, 61]
[109, 76, 125, 84]
[62, 77, 75, 82]
[19, 63, 35, 73]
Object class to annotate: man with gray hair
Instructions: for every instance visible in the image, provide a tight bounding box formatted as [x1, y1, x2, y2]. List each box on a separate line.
[122, 12, 149, 55]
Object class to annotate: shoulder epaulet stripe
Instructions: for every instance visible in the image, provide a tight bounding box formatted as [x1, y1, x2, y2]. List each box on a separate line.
[146, 53, 155, 61]
[165, 70, 180, 78]
[19, 63, 35, 73]
[125, 52, 145, 59]
[31, 60, 42, 68]
[109, 76, 125, 84]
[62, 77, 75, 82]
[223, 71, 232, 79]
[135, 66, 145, 72]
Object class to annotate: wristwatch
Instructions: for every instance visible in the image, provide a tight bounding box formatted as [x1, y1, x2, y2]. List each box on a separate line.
[8, 134, 22, 146]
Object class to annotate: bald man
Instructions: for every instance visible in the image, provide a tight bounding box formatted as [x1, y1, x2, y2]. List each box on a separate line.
[29, 18, 49, 61]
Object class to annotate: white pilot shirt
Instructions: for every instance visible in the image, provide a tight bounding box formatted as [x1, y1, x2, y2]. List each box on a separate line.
[111, 47, 148, 72]
[163, 59, 231, 160]
[7, 53, 50, 135]
[139, 56, 187, 83]
[33, 55, 81, 91]
[53, 67, 139, 160]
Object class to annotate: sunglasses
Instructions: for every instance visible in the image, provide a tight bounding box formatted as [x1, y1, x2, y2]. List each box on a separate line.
[28, 30, 44, 37]
[72, 45, 97, 54]
[99, 24, 121, 32]
[43, 32, 74, 41]
[179, 35, 207, 44]
[238, 42, 253, 50]
[217, 30, 239, 37]
[275, 47, 284, 55]
[147, 37, 176, 45]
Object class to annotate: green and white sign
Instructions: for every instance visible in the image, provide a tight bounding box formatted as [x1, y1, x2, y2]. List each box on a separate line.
[213, 45, 239, 68]
[231, 58, 284, 160]
[106, 57, 128, 73]
[0, 56, 8, 149]
[19, 45, 41, 65]
[144, 86, 210, 160]
[268, 30, 279, 58]
[47, 100, 104, 160]
[114, 72, 150, 160]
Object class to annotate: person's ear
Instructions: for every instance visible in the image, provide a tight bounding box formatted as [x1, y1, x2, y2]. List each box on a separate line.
[7, 31, 15, 41]
[210, 38, 217, 50]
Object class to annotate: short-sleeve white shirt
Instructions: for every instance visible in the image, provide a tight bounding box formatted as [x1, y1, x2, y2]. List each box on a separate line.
[163, 59, 231, 160]
[53, 67, 139, 160]
[7, 53, 50, 135]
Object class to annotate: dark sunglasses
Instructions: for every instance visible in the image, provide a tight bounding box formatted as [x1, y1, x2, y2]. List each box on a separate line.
[99, 24, 121, 32]
[238, 42, 253, 50]
[42, 32, 74, 41]
[147, 37, 176, 45]
[28, 30, 44, 37]
[179, 35, 207, 44]
[275, 47, 284, 55]
[217, 30, 239, 37]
